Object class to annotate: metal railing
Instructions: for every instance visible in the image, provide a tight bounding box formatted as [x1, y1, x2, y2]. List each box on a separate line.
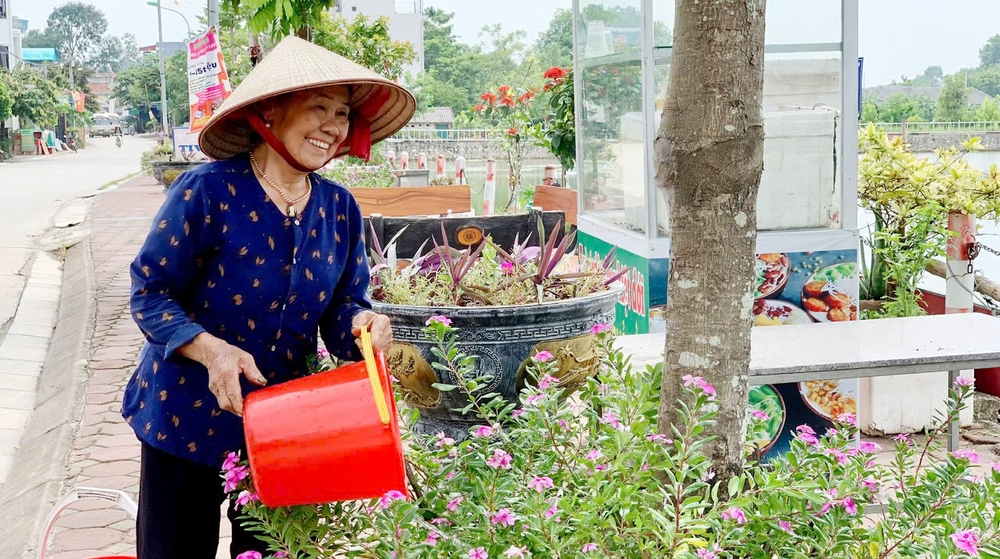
[867, 121, 1000, 134]
[389, 128, 500, 141]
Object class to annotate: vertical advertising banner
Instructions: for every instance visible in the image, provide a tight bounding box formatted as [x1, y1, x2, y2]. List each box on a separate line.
[187, 29, 233, 134]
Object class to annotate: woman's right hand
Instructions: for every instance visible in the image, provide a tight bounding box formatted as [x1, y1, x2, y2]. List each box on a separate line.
[179, 333, 267, 417]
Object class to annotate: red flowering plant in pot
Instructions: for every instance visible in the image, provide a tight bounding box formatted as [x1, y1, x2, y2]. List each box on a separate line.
[534, 67, 575, 187]
[473, 84, 539, 211]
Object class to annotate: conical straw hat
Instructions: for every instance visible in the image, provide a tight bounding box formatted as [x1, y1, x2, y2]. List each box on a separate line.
[199, 35, 416, 161]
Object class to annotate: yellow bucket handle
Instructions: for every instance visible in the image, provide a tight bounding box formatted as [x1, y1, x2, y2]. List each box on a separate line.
[360, 326, 391, 425]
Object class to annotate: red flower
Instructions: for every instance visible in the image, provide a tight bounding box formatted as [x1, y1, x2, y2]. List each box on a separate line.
[508, 127, 518, 136]
[499, 97, 515, 108]
[543, 83, 554, 92]
[518, 90, 535, 104]
[497, 85, 511, 96]
[481, 92, 497, 105]
[543, 67, 567, 80]
[474, 104, 486, 112]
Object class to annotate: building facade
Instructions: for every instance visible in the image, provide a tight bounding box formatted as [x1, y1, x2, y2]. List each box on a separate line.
[333, 0, 424, 81]
[0, 0, 15, 69]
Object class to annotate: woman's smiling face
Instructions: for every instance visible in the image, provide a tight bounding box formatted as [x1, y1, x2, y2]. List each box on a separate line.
[264, 85, 351, 169]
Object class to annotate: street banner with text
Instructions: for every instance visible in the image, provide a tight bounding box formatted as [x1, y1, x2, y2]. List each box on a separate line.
[187, 28, 232, 134]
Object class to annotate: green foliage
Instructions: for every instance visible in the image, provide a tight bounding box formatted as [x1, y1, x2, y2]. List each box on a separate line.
[20, 28, 60, 49]
[46, 2, 109, 69]
[533, 68, 575, 174]
[532, 8, 573, 70]
[222, 0, 337, 41]
[900, 65, 943, 87]
[321, 165, 396, 189]
[313, 14, 417, 81]
[224, 326, 996, 559]
[980, 34, 1000, 68]
[113, 56, 162, 131]
[165, 51, 190, 126]
[0, 79, 12, 124]
[473, 84, 539, 209]
[857, 125, 1000, 306]
[140, 141, 174, 171]
[969, 66, 1000, 98]
[0, 69, 63, 127]
[977, 96, 1000, 121]
[860, 93, 934, 123]
[935, 75, 971, 121]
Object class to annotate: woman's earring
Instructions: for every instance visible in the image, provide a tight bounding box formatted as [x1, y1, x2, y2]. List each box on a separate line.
[265, 121, 272, 129]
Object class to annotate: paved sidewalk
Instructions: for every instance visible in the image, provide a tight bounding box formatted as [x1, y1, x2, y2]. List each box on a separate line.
[40, 176, 232, 559]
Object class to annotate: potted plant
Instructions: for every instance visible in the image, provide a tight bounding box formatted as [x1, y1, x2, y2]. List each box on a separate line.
[142, 140, 208, 190]
[369, 221, 625, 437]
[857, 125, 1000, 433]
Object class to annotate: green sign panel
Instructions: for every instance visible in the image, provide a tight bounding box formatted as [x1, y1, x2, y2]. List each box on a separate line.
[577, 231, 652, 334]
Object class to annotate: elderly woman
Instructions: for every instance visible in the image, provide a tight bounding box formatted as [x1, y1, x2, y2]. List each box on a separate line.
[122, 36, 415, 559]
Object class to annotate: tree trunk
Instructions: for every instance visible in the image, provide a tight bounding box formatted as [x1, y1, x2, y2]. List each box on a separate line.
[296, 26, 312, 41]
[655, 0, 767, 482]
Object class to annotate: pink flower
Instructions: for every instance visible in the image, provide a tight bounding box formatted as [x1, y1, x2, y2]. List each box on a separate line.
[952, 449, 982, 464]
[827, 448, 849, 465]
[826, 428, 839, 437]
[819, 500, 834, 516]
[528, 476, 554, 492]
[316, 348, 330, 359]
[951, 529, 980, 555]
[702, 469, 716, 482]
[993, 463, 1000, 472]
[235, 490, 258, 508]
[955, 376, 975, 387]
[797, 432, 820, 446]
[647, 434, 671, 444]
[721, 507, 747, 524]
[487, 448, 513, 469]
[750, 410, 770, 421]
[447, 496, 463, 511]
[236, 553, 262, 559]
[585, 449, 602, 461]
[862, 477, 879, 492]
[426, 315, 452, 326]
[378, 490, 406, 509]
[436, 431, 455, 447]
[533, 350, 554, 362]
[469, 547, 488, 559]
[512, 409, 526, 419]
[224, 465, 249, 493]
[594, 464, 608, 471]
[893, 433, 911, 445]
[431, 517, 450, 525]
[582, 543, 599, 553]
[425, 531, 439, 546]
[538, 375, 559, 389]
[796, 424, 816, 436]
[275, 553, 288, 558]
[837, 413, 857, 427]
[601, 411, 623, 430]
[473, 425, 495, 438]
[778, 520, 794, 534]
[557, 419, 569, 429]
[696, 544, 722, 559]
[589, 323, 612, 334]
[545, 498, 560, 521]
[222, 452, 240, 472]
[504, 546, 527, 558]
[492, 508, 516, 527]
[501, 261, 515, 275]
[858, 441, 882, 453]
[445, 471, 456, 480]
[681, 375, 717, 397]
[842, 497, 858, 515]
[526, 394, 545, 405]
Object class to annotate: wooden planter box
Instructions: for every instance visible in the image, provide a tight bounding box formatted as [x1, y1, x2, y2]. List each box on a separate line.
[351, 185, 472, 217]
[532, 185, 578, 226]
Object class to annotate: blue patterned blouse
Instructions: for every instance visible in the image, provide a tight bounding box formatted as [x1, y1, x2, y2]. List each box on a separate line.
[122, 154, 371, 467]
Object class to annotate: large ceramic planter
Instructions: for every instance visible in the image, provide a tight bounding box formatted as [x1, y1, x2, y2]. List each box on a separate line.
[373, 284, 623, 438]
[151, 160, 206, 190]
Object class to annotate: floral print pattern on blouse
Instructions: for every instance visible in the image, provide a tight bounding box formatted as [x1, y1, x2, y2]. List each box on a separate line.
[122, 154, 371, 466]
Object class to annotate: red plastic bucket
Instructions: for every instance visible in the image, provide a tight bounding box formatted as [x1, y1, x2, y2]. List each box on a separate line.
[244, 330, 406, 507]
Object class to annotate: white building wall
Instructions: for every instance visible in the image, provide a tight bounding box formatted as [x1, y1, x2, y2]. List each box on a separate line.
[335, 0, 424, 81]
[0, 0, 14, 69]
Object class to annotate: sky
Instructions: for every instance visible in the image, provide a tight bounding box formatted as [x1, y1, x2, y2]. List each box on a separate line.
[11, 0, 1000, 87]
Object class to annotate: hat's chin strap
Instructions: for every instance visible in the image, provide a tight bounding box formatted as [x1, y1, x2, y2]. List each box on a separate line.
[246, 87, 393, 169]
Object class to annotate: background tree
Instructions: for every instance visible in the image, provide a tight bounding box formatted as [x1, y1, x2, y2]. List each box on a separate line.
[533, 8, 573, 70]
[935, 74, 971, 121]
[980, 34, 1000, 68]
[0, 77, 13, 140]
[112, 56, 162, 131]
[88, 35, 124, 73]
[313, 13, 416, 81]
[655, 0, 766, 479]
[860, 93, 934, 123]
[165, 51, 191, 126]
[46, 2, 109, 82]
[976, 96, 1000, 121]
[969, 66, 1000, 97]
[221, 0, 336, 40]
[0, 70, 63, 128]
[20, 28, 61, 49]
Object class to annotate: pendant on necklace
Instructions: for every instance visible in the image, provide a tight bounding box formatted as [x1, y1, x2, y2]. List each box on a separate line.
[287, 205, 296, 218]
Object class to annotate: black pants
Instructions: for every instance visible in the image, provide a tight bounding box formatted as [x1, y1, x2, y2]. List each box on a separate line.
[137, 442, 270, 559]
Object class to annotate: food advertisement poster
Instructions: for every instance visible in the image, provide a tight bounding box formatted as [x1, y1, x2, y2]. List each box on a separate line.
[751, 249, 859, 459]
[187, 29, 232, 134]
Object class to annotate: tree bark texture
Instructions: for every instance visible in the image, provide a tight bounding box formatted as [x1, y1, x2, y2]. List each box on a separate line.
[655, 0, 767, 480]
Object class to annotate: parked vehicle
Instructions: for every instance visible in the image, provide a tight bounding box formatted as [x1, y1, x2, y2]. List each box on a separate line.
[89, 113, 121, 138]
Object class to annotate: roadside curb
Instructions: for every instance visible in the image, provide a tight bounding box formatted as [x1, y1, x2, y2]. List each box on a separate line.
[0, 236, 96, 559]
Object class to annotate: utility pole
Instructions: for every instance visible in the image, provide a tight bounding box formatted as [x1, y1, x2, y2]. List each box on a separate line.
[208, 0, 219, 31]
[156, 0, 170, 133]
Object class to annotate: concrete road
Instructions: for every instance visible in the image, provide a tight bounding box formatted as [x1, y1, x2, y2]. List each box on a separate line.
[0, 135, 155, 330]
